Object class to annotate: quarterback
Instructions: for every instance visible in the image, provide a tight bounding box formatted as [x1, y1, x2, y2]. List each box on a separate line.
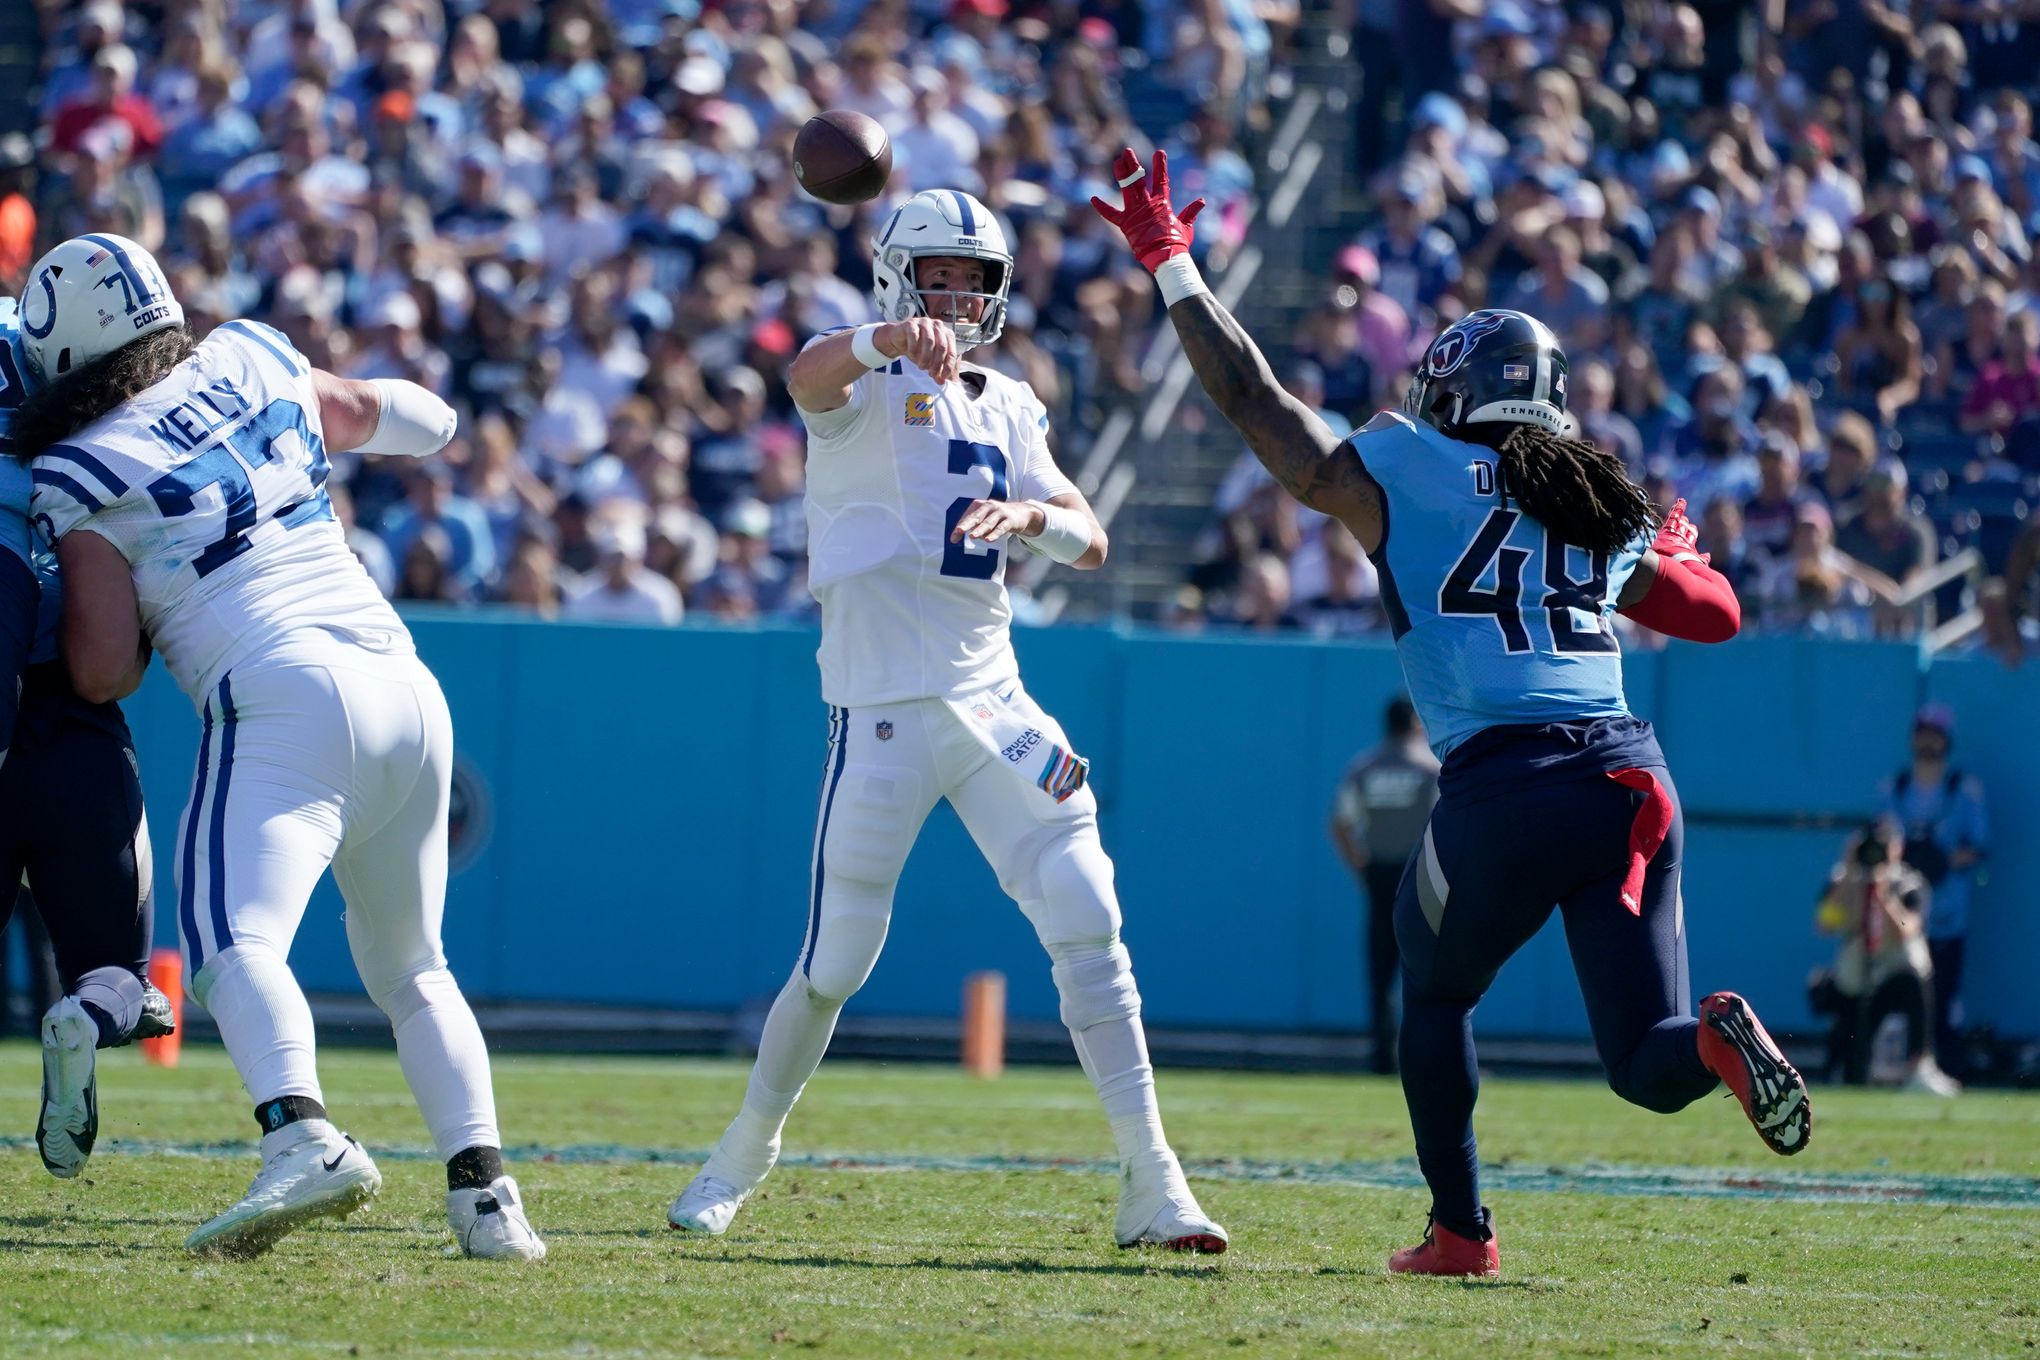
[669, 189, 1227, 1253]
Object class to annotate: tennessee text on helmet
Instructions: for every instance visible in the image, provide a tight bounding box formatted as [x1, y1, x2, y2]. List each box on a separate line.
[1402, 308, 1569, 437]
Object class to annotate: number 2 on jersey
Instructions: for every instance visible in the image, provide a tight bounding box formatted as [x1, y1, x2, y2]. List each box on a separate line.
[1440, 507, 1617, 654]
[941, 439, 1008, 579]
[144, 397, 331, 578]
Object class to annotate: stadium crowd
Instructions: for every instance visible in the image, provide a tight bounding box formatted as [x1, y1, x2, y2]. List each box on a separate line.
[1188, 0, 2040, 657]
[10, 0, 1292, 623]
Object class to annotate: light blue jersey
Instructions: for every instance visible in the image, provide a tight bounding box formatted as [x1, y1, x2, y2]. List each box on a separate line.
[1356, 412, 1646, 760]
[0, 299, 32, 574]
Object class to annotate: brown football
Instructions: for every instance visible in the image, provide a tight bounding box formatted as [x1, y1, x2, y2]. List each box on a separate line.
[793, 110, 893, 205]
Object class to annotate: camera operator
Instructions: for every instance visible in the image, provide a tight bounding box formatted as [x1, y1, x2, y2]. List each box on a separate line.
[1813, 820, 1961, 1096]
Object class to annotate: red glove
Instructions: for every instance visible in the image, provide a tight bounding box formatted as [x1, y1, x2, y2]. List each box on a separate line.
[1090, 148, 1206, 273]
[1650, 497, 1709, 566]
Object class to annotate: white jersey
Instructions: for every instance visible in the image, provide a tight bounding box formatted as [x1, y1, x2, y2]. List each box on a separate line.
[29, 320, 410, 704]
[799, 347, 1075, 707]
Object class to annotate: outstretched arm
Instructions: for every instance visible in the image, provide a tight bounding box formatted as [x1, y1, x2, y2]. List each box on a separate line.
[1615, 499, 1742, 643]
[1094, 149, 1383, 550]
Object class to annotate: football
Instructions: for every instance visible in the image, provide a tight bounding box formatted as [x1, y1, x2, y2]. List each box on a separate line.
[792, 110, 893, 205]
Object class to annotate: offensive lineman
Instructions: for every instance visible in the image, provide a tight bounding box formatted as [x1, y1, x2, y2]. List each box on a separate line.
[10, 234, 543, 1260]
[669, 189, 1228, 1252]
[1093, 151, 1810, 1275]
[0, 295, 175, 1178]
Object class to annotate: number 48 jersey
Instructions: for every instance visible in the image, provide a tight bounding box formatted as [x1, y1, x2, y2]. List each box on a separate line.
[798, 347, 1075, 707]
[1357, 411, 1647, 760]
[30, 320, 409, 704]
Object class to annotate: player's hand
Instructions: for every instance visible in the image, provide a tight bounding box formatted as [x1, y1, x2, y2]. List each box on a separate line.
[949, 498, 1045, 547]
[1651, 497, 1709, 565]
[1091, 148, 1205, 273]
[880, 317, 962, 385]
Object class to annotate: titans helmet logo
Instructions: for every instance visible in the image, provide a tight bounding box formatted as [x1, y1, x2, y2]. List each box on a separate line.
[1424, 311, 1511, 377]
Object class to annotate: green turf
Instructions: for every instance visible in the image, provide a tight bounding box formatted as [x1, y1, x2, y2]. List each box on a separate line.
[0, 1043, 2035, 1358]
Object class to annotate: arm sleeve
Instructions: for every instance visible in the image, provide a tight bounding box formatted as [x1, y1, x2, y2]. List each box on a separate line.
[1016, 396, 1077, 502]
[1618, 553, 1742, 643]
[0, 548, 37, 771]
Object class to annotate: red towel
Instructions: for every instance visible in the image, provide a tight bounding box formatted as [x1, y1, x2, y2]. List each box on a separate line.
[1606, 768, 1674, 915]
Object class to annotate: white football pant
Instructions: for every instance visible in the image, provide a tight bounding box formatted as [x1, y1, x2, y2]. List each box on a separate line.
[179, 637, 498, 1158]
[708, 683, 1174, 1185]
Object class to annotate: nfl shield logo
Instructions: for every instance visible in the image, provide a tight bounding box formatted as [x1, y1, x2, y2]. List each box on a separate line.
[972, 703, 993, 720]
[875, 720, 894, 741]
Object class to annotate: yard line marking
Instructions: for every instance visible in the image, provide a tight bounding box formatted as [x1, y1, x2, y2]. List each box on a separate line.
[4, 1138, 2034, 1209]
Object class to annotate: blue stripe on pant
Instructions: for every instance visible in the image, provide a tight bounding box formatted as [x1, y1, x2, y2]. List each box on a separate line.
[801, 707, 849, 977]
[179, 696, 215, 972]
[205, 677, 238, 957]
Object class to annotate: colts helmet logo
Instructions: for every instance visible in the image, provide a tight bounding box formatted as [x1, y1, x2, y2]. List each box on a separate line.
[1423, 312, 1510, 378]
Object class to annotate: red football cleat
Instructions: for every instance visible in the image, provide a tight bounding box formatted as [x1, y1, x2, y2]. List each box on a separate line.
[1388, 1209, 1500, 1278]
[1698, 991, 1812, 1156]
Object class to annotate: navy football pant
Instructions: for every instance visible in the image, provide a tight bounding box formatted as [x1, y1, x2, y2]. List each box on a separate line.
[0, 663, 153, 991]
[1394, 763, 1717, 1239]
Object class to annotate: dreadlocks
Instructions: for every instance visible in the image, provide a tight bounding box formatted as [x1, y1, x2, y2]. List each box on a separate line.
[1462, 422, 1656, 554]
[10, 326, 199, 461]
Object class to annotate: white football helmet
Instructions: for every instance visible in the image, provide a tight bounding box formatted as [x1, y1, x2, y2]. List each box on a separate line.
[871, 189, 1011, 350]
[20, 233, 184, 382]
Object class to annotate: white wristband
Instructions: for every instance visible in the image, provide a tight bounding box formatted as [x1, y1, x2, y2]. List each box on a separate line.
[1019, 501, 1092, 564]
[850, 323, 890, 370]
[1152, 255, 1209, 308]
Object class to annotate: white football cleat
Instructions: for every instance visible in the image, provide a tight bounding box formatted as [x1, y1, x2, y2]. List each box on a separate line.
[38, 997, 99, 1179]
[186, 1123, 382, 1258]
[1903, 1059, 1963, 1098]
[448, 1175, 547, 1260]
[667, 1172, 755, 1235]
[1114, 1159, 1229, 1254]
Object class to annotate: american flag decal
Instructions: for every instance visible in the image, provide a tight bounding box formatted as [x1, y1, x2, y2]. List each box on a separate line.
[84, 248, 108, 267]
[1035, 744, 1090, 803]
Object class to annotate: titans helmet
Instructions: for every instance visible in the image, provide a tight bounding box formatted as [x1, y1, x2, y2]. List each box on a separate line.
[1402, 309, 1568, 437]
[871, 189, 1012, 351]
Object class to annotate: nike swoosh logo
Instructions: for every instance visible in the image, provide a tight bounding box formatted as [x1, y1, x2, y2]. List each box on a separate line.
[909, 224, 929, 231]
[323, 1150, 350, 1172]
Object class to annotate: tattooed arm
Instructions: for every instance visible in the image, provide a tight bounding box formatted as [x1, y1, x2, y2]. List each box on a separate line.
[1166, 293, 1384, 550]
[1094, 148, 1384, 552]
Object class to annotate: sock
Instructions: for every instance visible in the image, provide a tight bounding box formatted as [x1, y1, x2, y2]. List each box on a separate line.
[73, 967, 145, 1047]
[1070, 1019, 1171, 1169]
[384, 971, 500, 1160]
[198, 946, 324, 1114]
[1399, 989, 1485, 1240]
[447, 1145, 505, 1191]
[704, 973, 844, 1186]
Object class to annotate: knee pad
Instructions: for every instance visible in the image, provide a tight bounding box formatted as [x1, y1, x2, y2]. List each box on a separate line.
[191, 942, 285, 1011]
[1020, 827, 1122, 950]
[73, 965, 144, 1044]
[1048, 939, 1142, 1034]
[801, 881, 891, 1005]
[364, 960, 461, 1030]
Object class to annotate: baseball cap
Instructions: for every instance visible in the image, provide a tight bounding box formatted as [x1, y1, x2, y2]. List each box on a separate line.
[1335, 244, 1380, 285]
[1914, 701, 1955, 736]
[1411, 93, 1467, 141]
[370, 291, 421, 330]
[1680, 185, 1722, 219]
[675, 54, 725, 97]
[1955, 153, 1994, 185]
[1389, 165, 1432, 201]
[1792, 500, 1832, 532]
[1482, 2, 1536, 38]
[1562, 180, 1605, 220]
[725, 499, 772, 539]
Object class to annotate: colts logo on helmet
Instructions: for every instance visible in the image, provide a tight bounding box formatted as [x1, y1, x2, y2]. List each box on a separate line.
[1424, 312, 1510, 378]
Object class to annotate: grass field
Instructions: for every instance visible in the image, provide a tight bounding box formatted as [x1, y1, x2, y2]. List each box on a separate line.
[0, 1043, 2035, 1358]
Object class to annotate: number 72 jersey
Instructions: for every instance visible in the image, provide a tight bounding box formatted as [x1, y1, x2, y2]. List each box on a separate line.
[30, 319, 407, 704]
[1355, 411, 1646, 761]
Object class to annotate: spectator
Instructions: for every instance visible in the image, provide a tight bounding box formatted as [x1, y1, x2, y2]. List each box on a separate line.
[1572, 358, 1643, 472]
[497, 536, 563, 620]
[1741, 429, 1812, 563]
[1668, 365, 1760, 513]
[893, 68, 980, 194]
[1290, 518, 1379, 637]
[378, 464, 499, 602]
[563, 518, 684, 625]
[1835, 464, 1938, 634]
[1813, 411, 1878, 518]
[395, 523, 462, 605]
[1507, 223, 1609, 355]
[1225, 552, 1298, 631]
[158, 62, 262, 217]
[1356, 165, 1461, 326]
[1958, 308, 2040, 436]
[1329, 696, 1438, 1076]
[49, 44, 164, 163]
[1753, 501, 1894, 636]
[1697, 495, 1761, 600]
[1832, 278, 1925, 426]
[1881, 705, 1988, 1083]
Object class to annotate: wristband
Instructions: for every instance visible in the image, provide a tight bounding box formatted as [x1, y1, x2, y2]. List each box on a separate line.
[850, 324, 890, 370]
[1019, 501, 1092, 564]
[1152, 255, 1209, 308]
